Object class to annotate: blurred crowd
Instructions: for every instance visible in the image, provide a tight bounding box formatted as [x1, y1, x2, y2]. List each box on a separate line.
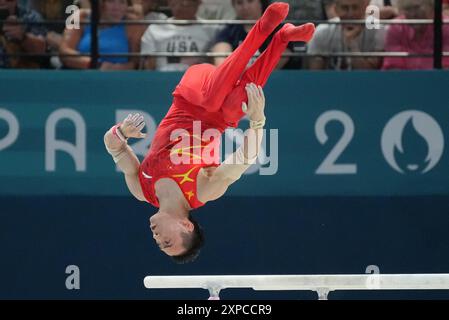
[0, 0, 449, 70]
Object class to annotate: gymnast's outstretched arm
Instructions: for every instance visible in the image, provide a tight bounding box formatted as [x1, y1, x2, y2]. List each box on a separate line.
[199, 84, 266, 202]
[104, 114, 147, 202]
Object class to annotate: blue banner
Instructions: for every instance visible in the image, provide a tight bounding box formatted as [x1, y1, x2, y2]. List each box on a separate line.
[1, 70, 448, 196]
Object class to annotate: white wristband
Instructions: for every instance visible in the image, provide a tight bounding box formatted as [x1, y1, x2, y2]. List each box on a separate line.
[250, 117, 266, 129]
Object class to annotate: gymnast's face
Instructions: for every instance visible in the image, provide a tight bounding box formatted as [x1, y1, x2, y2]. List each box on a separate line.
[150, 212, 194, 256]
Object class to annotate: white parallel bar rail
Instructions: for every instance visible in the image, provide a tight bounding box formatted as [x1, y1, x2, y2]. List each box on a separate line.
[144, 274, 449, 300]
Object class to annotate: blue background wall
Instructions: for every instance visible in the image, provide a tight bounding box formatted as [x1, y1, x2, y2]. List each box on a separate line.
[0, 71, 448, 299]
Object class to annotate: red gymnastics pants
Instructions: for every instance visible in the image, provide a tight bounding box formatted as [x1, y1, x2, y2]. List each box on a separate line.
[173, 17, 290, 128]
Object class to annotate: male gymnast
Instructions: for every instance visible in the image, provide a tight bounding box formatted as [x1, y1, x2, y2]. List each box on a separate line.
[104, 2, 315, 263]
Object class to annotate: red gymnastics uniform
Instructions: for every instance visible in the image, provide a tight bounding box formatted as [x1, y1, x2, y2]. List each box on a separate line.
[138, 7, 291, 209]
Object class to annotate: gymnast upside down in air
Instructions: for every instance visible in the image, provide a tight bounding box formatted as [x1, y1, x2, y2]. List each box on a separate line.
[104, 2, 315, 263]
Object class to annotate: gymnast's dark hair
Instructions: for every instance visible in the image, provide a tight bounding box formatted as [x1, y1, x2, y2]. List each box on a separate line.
[171, 214, 205, 264]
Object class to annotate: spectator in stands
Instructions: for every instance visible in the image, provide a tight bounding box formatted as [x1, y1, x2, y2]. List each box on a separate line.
[139, 0, 167, 19]
[283, 0, 337, 21]
[27, 0, 74, 68]
[370, 0, 399, 19]
[30, 1, 73, 42]
[210, 0, 294, 69]
[0, 0, 46, 68]
[74, 0, 92, 9]
[141, 0, 220, 71]
[197, 0, 236, 20]
[60, 0, 140, 70]
[133, 0, 168, 43]
[382, 0, 449, 70]
[17, 0, 28, 8]
[444, 0, 449, 16]
[307, 0, 385, 70]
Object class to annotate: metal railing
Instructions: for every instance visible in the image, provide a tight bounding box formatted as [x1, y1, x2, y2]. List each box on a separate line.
[0, 0, 447, 69]
[1, 52, 443, 58]
[2, 18, 446, 25]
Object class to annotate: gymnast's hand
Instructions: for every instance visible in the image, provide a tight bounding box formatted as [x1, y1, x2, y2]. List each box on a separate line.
[242, 83, 266, 122]
[119, 113, 146, 139]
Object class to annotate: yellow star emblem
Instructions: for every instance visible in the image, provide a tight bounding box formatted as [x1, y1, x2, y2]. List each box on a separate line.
[172, 166, 197, 184]
[185, 190, 195, 200]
